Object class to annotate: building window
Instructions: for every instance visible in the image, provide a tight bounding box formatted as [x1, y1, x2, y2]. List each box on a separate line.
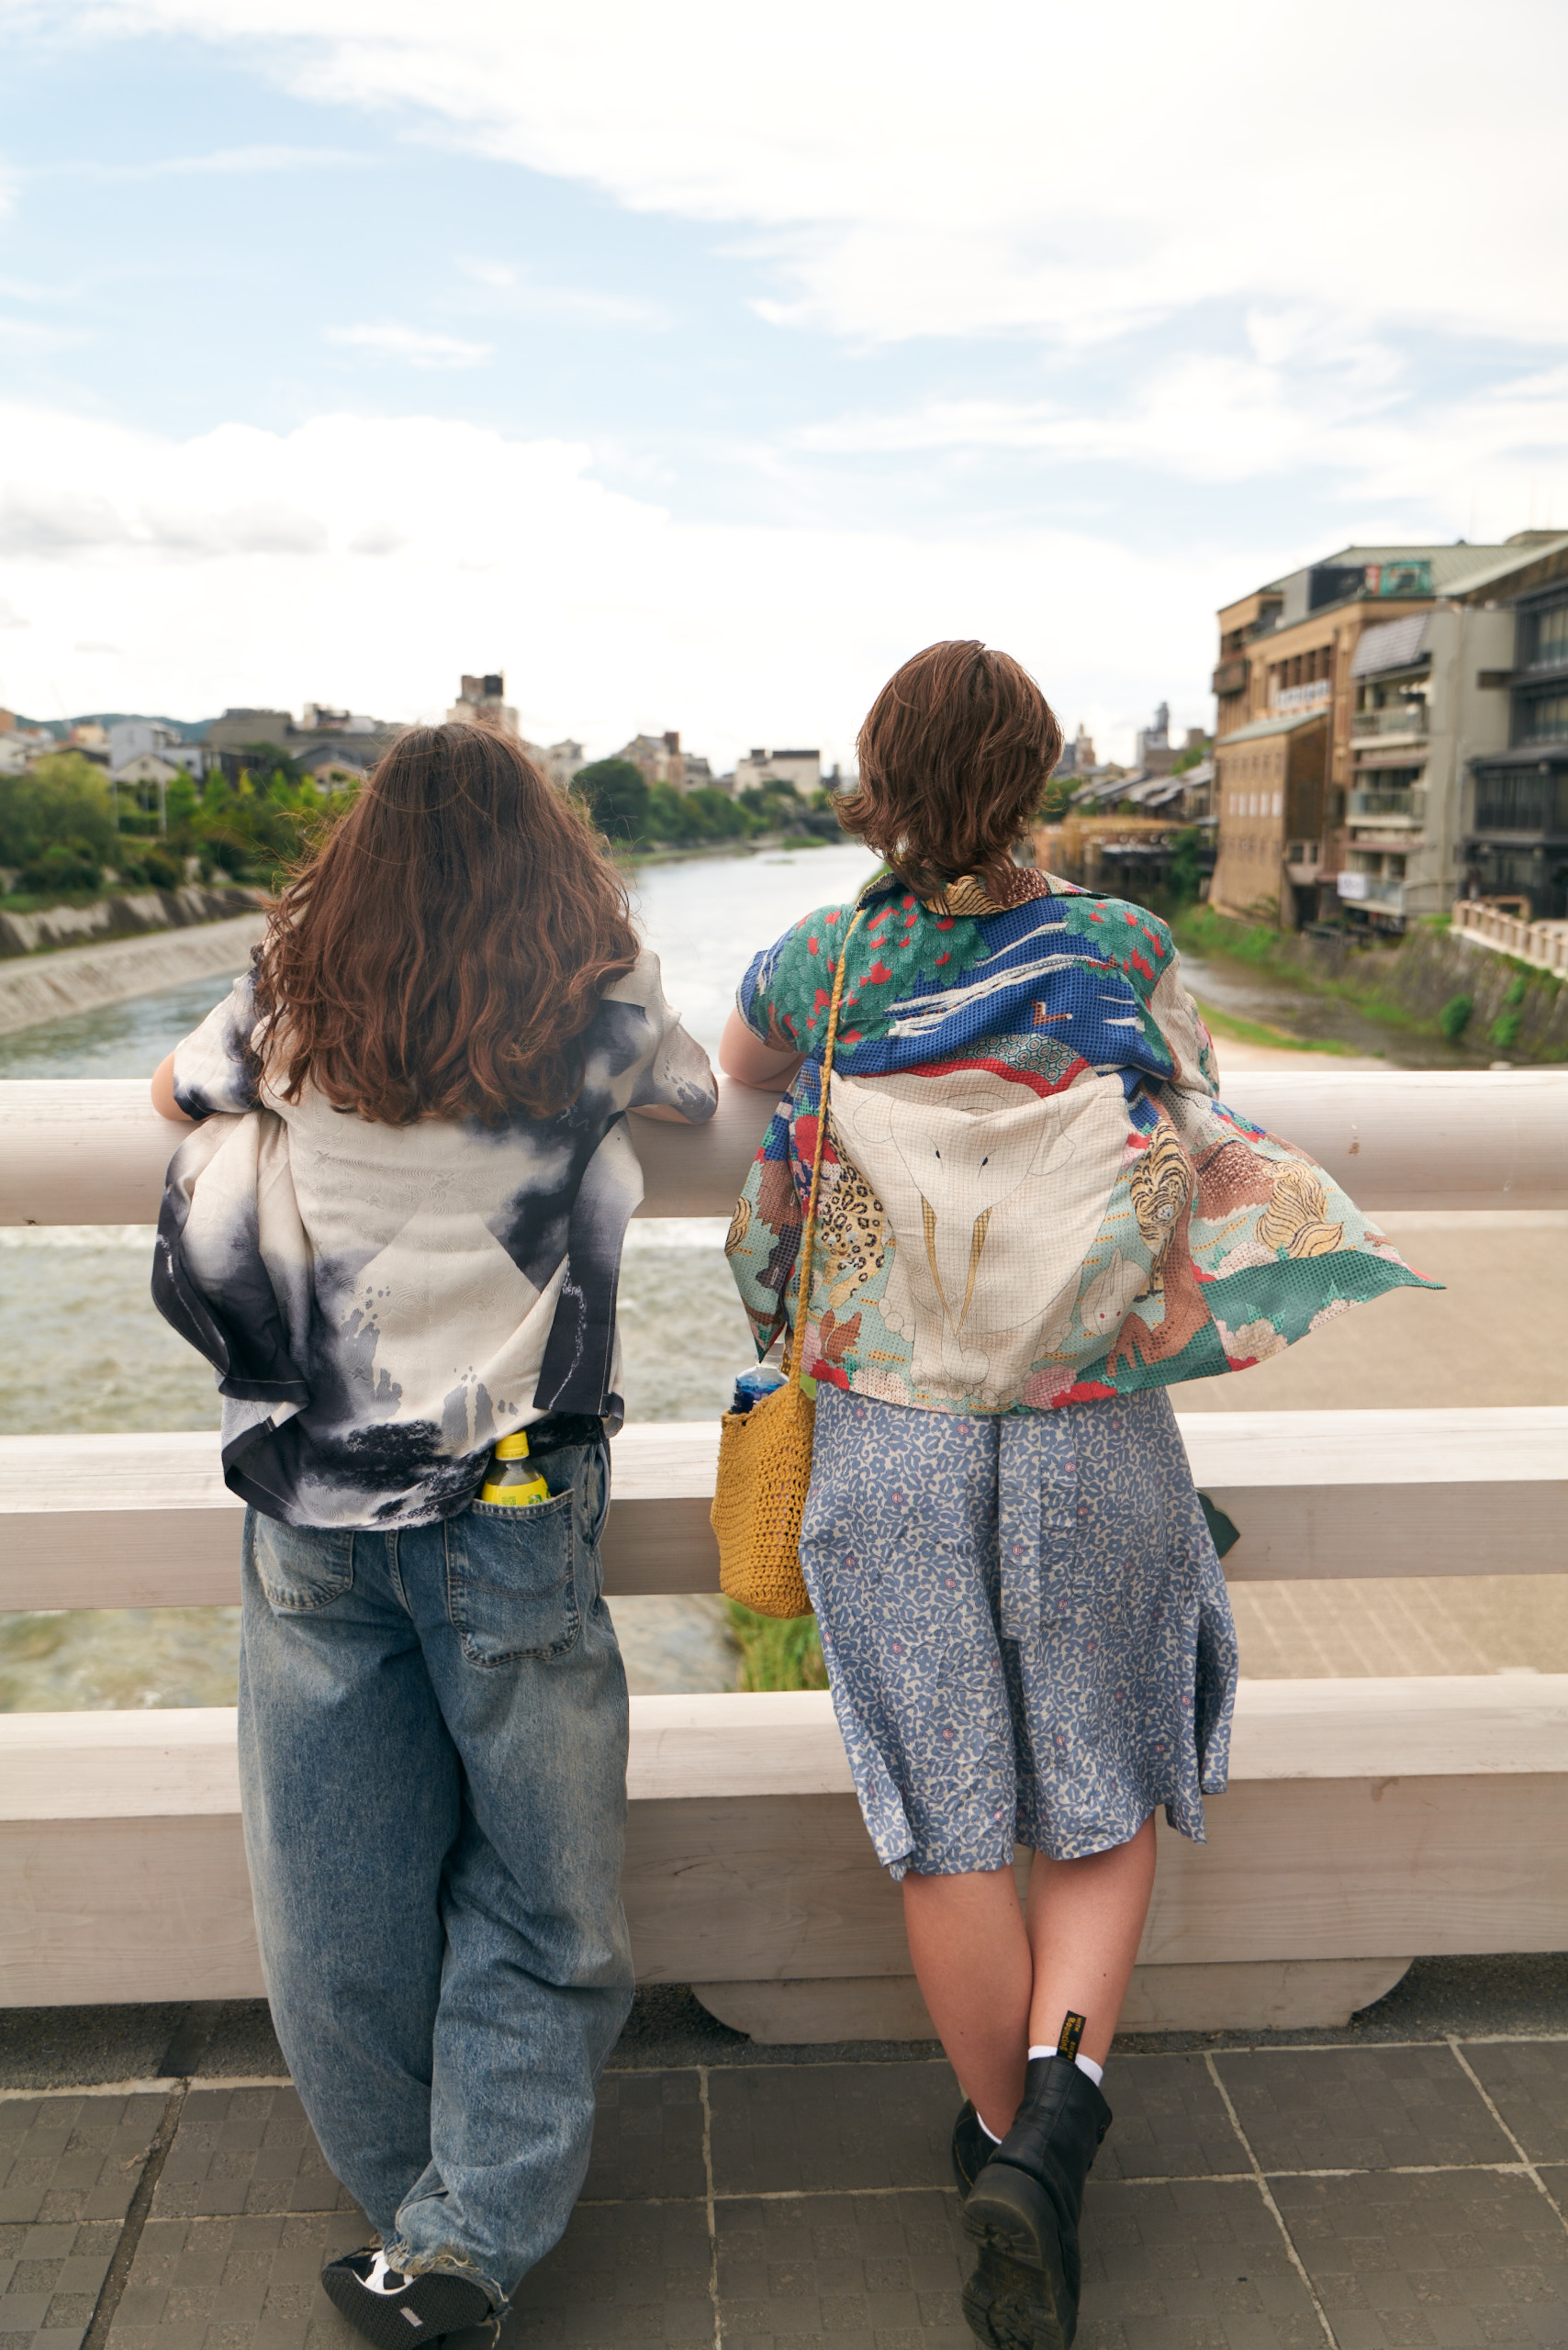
[1518, 692, 1568, 744]
[1526, 602, 1568, 672]
[1473, 773, 1568, 832]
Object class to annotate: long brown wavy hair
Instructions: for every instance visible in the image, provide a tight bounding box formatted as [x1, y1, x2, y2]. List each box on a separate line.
[837, 640, 1063, 899]
[253, 723, 640, 1125]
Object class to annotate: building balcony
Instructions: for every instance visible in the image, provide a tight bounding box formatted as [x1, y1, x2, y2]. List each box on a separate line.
[1350, 706, 1428, 742]
[1349, 788, 1426, 826]
[1337, 871, 1406, 912]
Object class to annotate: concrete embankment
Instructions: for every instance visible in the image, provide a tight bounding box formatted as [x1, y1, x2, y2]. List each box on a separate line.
[0, 880, 263, 961]
[1178, 907, 1568, 1062]
[0, 908, 265, 1035]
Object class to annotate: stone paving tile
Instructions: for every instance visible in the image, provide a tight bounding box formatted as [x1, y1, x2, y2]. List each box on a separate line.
[708, 2063, 959, 2198]
[715, 2188, 969, 2350]
[0, 2096, 170, 2229]
[501, 2198, 713, 2349]
[104, 2212, 368, 2350]
[581, 2072, 707, 2206]
[1274, 2165, 1568, 2346]
[1096, 2055, 1250, 2184]
[1464, 2042, 1568, 2165]
[0, 2216, 123, 2350]
[1214, 2046, 1516, 2175]
[150, 2091, 356, 2221]
[1077, 2177, 1326, 2349]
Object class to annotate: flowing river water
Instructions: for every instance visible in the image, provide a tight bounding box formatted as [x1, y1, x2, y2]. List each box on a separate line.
[3, 845, 1549, 1705]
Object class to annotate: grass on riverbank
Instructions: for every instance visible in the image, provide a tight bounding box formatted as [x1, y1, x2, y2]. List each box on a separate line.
[1172, 903, 1475, 1046]
[725, 1601, 828, 1691]
[1193, 997, 1372, 1058]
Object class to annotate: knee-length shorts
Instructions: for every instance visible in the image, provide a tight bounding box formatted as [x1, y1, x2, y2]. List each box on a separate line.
[799, 1386, 1238, 1880]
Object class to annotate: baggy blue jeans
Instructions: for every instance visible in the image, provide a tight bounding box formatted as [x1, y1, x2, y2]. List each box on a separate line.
[236, 1435, 633, 2308]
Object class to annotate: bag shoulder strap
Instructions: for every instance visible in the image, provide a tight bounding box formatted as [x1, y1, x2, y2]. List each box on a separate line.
[786, 905, 867, 1386]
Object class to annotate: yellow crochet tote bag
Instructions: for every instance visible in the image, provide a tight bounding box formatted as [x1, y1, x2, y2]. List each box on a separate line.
[711, 906, 866, 1618]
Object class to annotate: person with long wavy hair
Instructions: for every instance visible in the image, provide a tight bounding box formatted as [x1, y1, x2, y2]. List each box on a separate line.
[150, 722, 715, 2344]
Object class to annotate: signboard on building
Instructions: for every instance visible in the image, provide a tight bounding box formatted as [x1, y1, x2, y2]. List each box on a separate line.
[1273, 679, 1332, 714]
[1363, 560, 1432, 599]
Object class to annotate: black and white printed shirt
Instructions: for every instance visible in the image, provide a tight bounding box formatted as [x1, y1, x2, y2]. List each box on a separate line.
[153, 951, 715, 1528]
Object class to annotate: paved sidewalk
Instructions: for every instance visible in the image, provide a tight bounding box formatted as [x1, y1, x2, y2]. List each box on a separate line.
[6, 1974, 1568, 2350]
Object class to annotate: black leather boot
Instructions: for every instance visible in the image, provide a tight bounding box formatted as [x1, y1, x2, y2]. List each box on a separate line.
[960, 2053, 1112, 2350]
[951, 2100, 993, 2194]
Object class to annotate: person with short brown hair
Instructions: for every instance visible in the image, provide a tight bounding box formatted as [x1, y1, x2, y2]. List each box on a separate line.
[151, 722, 716, 2344]
[722, 641, 1430, 2350]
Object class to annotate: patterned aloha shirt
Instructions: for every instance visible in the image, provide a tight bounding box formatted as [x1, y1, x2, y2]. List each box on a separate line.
[726, 865, 1434, 1415]
[153, 950, 715, 1528]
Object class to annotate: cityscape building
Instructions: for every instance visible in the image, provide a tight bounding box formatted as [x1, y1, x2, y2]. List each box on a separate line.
[732, 747, 821, 797]
[445, 674, 519, 735]
[1211, 536, 1568, 929]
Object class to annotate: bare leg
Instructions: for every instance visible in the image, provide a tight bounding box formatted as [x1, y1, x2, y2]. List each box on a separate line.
[902, 1867, 1031, 2137]
[1025, 1816, 1158, 2067]
[902, 1820, 1158, 2132]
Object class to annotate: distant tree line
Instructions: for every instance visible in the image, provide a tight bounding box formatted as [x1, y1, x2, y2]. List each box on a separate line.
[570, 757, 844, 852]
[0, 741, 847, 912]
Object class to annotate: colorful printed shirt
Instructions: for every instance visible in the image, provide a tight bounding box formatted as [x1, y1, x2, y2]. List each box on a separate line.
[153, 951, 715, 1528]
[726, 865, 1432, 1415]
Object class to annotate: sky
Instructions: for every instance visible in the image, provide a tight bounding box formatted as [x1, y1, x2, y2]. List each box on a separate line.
[1, 1, 1565, 767]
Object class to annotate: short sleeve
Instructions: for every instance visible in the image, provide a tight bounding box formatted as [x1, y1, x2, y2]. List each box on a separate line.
[737, 901, 855, 1055]
[610, 951, 717, 1122]
[172, 968, 264, 1119]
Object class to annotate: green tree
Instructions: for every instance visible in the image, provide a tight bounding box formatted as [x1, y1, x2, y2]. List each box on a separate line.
[1167, 827, 1205, 906]
[0, 753, 118, 871]
[238, 741, 308, 789]
[575, 757, 650, 845]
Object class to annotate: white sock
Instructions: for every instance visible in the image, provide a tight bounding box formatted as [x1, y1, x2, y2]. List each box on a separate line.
[1028, 2042, 1104, 2087]
[978, 2113, 1002, 2143]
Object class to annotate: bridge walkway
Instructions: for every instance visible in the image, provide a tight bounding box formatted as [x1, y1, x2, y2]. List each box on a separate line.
[6, 1971, 1568, 2350]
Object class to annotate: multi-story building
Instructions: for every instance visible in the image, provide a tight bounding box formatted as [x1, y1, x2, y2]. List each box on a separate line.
[107, 721, 205, 780]
[1208, 710, 1328, 923]
[1211, 537, 1557, 929]
[524, 738, 587, 791]
[732, 747, 822, 797]
[205, 704, 403, 770]
[446, 675, 519, 735]
[619, 731, 689, 790]
[1462, 540, 1568, 917]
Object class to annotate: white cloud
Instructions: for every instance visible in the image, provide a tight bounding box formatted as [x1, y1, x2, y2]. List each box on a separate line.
[73, 638, 123, 654]
[62, 0, 1568, 351]
[0, 596, 28, 629]
[324, 321, 493, 368]
[455, 258, 668, 328]
[75, 143, 375, 178]
[0, 401, 1241, 760]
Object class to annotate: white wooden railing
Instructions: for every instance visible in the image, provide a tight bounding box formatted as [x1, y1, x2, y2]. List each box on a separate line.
[3, 1072, 1567, 2039]
[1452, 898, 1568, 977]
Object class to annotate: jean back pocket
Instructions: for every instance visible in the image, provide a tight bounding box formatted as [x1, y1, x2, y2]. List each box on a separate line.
[248, 1515, 354, 1614]
[446, 1489, 581, 1665]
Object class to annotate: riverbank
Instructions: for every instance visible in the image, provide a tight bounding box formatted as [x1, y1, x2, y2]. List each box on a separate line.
[1175, 903, 1568, 1063]
[0, 909, 263, 1036]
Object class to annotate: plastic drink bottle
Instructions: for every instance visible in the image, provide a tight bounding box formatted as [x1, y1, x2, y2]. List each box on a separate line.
[731, 1366, 787, 1416]
[480, 1431, 550, 1505]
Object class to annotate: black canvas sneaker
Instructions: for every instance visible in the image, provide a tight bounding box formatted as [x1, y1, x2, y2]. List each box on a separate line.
[320, 2247, 492, 2350]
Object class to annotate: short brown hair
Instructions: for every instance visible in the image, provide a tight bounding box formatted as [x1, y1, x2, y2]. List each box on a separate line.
[254, 723, 639, 1125]
[837, 640, 1063, 899]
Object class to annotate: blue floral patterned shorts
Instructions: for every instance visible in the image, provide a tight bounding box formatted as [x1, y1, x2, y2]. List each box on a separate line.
[799, 1386, 1238, 1879]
